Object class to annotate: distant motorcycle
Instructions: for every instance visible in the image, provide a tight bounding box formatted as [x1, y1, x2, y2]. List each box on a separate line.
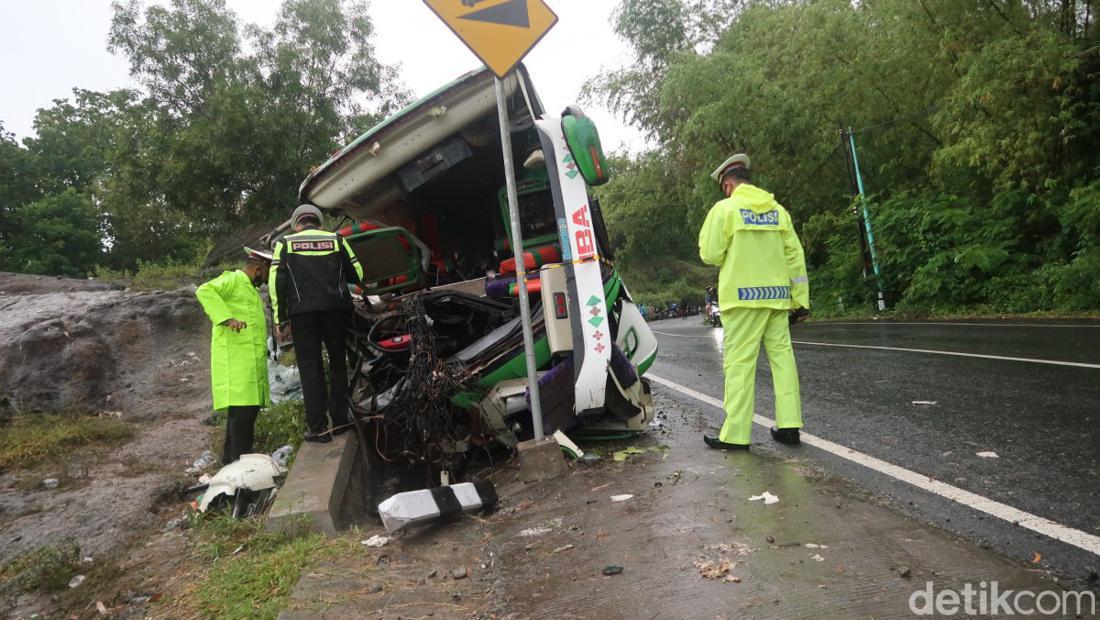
[705, 302, 721, 327]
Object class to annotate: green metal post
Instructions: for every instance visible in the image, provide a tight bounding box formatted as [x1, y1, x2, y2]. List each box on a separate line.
[847, 127, 887, 311]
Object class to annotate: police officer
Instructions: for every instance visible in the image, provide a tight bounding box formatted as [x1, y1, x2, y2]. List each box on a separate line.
[697, 154, 809, 450]
[195, 248, 272, 463]
[269, 205, 365, 443]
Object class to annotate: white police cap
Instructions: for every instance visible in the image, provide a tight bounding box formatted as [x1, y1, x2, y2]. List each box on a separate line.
[710, 153, 751, 182]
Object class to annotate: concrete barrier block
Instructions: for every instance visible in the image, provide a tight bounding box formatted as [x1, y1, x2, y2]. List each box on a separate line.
[516, 436, 568, 483]
[267, 432, 358, 536]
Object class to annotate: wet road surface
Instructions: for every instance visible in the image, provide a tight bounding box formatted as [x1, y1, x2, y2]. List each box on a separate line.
[646, 318, 1100, 586]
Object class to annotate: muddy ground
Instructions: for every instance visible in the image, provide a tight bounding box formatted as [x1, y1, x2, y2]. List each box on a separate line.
[0, 273, 215, 617]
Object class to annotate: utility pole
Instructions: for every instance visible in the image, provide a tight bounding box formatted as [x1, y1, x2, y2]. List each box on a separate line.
[838, 126, 872, 283]
[841, 126, 887, 312]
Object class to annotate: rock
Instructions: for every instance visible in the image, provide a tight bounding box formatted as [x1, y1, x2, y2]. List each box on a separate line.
[602, 565, 624, 576]
[452, 566, 469, 580]
[898, 566, 912, 579]
[68, 574, 86, 588]
[766, 535, 776, 544]
[41, 478, 60, 490]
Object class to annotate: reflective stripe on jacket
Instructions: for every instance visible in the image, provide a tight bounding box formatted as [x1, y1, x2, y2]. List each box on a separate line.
[269, 228, 365, 323]
[195, 270, 271, 411]
[698, 183, 810, 312]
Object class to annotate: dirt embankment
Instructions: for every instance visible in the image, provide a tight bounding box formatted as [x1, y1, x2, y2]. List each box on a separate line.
[0, 272, 210, 417]
[0, 272, 219, 614]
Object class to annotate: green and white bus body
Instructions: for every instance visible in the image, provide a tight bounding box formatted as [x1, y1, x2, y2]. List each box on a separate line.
[295, 66, 657, 447]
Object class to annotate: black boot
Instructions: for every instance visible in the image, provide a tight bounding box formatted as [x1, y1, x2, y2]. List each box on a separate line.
[304, 430, 332, 444]
[703, 434, 750, 451]
[770, 427, 801, 446]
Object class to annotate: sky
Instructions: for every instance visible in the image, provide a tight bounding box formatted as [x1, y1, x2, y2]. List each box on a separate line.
[0, 0, 646, 152]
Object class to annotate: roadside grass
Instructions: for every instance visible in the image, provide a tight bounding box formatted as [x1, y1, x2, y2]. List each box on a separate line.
[175, 515, 353, 619]
[0, 539, 123, 604]
[0, 414, 136, 473]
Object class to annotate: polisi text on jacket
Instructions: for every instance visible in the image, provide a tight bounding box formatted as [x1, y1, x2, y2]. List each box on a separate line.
[290, 239, 337, 252]
[740, 209, 779, 226]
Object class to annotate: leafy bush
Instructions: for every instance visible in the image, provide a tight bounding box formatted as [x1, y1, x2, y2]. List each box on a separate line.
[799, 185, 1100, 316]
[93, 243, 225, 291]
[254, 400, 306, 455]
[617, 257, 718, 310]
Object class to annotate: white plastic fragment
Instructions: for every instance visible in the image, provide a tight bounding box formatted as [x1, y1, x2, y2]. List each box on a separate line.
[361, 534, 392, 547]
[911, 400, 938, 406]
[270, 445, 294, 469]
[553, 430, 584, 459]
[519, 526, 553, 537]
[810, 553, 825, 562]
[68, 575, 86, 588]
[749, 491, 780, 505]
[976, 451, 999, 458]
[199, 454, 284, 512]
[610, 494, 634, 502]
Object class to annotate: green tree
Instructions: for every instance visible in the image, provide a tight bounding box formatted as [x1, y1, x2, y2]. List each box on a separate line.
[0, 123, 41, 269]
[104, 0, 409, 245]
[6, 190, 103, 277]
[589, 0, 1100, 314]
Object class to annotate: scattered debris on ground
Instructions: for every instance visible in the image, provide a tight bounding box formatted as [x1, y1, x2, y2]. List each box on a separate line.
[749, 491, 780, 504]
[361, 535, 392, 547]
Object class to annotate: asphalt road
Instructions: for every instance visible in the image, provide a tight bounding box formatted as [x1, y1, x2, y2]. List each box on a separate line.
[646, 317, 1100, 586]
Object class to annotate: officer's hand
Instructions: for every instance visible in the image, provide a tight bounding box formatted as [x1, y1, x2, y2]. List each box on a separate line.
[276, 323, 291, 341]
[222, 318, 247, 332]
[788, 308, 810, 325]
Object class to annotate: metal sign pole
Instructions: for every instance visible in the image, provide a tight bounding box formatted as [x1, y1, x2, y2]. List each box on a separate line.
[495, 75, 545, 440]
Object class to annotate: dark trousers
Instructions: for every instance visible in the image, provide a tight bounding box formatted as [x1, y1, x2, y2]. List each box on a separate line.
[290, 309, 350, 433]
[222, 405, 259, 464]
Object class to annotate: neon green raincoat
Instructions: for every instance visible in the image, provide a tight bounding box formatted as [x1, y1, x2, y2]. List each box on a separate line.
[698, 183, 809, 311]
[195, 270, 271, 412]
[699, 183, 808, 445]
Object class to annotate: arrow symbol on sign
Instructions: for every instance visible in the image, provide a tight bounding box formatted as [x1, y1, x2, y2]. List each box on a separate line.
[460, 0, 530, 28]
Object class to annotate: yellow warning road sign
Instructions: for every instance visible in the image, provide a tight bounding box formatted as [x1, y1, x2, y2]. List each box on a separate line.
[423, 0, 558, 79]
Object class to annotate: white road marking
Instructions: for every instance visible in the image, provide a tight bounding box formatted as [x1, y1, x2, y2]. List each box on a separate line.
[652, 330, 709, 338]
[646, 373, 1100, 558]
[653, 328, 1099, 367]
[809, 321, 1100, 328]
[792, 340, 1100, 369]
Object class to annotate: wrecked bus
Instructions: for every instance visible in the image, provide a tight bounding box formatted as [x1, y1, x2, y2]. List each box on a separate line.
[275, 66, 657, 466]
